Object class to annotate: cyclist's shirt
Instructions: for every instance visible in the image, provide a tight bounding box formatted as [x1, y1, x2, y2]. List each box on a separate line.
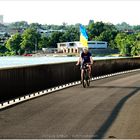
[81, 51, 91, 63]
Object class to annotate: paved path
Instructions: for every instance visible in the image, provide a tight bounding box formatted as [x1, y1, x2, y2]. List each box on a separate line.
[0, 71, 140, 139]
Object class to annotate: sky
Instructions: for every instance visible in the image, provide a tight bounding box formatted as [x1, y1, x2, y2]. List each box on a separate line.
[0, 0, 140, 25]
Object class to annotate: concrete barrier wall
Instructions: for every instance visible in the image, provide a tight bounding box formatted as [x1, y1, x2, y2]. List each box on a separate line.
[92, 58, 140, 77]
[0, 57, 140, 103]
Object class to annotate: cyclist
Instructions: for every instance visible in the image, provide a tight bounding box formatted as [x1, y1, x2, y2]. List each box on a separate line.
[76, 47, 93, 82]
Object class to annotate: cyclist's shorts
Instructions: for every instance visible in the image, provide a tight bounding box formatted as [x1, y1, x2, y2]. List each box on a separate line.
[80, 63, 91, 70]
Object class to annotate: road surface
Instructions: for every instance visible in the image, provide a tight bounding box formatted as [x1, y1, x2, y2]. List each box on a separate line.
[0, 71, 140, 139]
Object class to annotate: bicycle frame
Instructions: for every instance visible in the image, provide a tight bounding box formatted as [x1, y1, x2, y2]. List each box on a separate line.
[82, 63, 90, 88]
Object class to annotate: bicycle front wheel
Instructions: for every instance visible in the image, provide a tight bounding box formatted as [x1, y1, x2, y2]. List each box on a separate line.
[82, 72, 86, 88]
[85, 71, 90, 87]
[86, 78, 90, 87]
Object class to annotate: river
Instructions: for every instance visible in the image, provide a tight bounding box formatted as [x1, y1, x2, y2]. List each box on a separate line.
[0, 56, 124, 68]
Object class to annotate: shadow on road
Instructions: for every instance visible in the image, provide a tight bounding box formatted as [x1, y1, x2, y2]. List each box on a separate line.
[92, 86, 140, 139]
[88, 85, 139, 89]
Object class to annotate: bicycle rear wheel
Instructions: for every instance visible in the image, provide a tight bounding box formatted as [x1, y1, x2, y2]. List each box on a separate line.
[85, 71, 90, 87]
[82, 72, 87, 88]
[86, 78, 90, 87]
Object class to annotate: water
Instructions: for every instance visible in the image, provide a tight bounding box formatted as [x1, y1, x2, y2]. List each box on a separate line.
[0, 56, 123, 69]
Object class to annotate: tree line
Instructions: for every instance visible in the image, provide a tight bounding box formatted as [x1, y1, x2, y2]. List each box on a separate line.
[0, 21, 140, 56]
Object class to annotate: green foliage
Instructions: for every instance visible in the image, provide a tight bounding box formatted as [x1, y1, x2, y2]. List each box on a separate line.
[9, 21, 29, 29]
[0, 45, 7, 53]
[48, 31, 64, 48]
[133, 25, 140, 32]
[88, 21, 105, 39]
[20, 28, 40, 52]
[115, 33, 139, 56]
[60, 26, 79, 42]
[4, 51, 16, 56]
[5, 33, 22, 55]
[29, 23, 42, 30]
[1, 20, 140, 56]
[0, 52, 3, 56]
[115, 33, 129, 55]
[88, 21, 118, 49]
[131, 41, 140, 56]
[38, 34, 49, 49]
[115, 22, 133, 31]
[131, 33, 140, 56]
[0, 45, 6, 56]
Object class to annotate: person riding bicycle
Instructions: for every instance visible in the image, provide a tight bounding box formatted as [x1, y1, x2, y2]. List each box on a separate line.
[76, 47, 93, 82]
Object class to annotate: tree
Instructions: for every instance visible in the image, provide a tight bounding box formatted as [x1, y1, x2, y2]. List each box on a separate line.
[88, 20, 94, 25]
[0, 45, 7, 55]
[115, 33, 127, 55]
[9, 21, 29, 30]
[60, 26, 79, 42]
[133, 25, 140, 32]
[29, 23, 42, 30]
[20, 28, 41, 53]
[87, 21, 105, 40]
[88, 22, 118, 48]
[131, 41, 140, 56]
[38, 34, 49, 49]
[115, 33, 136, 56]
[5, 33, 22, 55]
[48, 31, 64, 48]
[131, 33, 140, 56]
[116, 22, 132, 31]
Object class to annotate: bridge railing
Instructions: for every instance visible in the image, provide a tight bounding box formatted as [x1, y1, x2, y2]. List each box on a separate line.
[0, 57, 140, 103]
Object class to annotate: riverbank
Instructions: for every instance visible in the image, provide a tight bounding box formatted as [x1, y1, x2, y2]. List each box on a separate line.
[31, 52, 80, 57]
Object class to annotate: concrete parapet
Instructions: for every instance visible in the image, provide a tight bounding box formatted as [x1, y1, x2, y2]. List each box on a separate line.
[0, 57, 140, 103]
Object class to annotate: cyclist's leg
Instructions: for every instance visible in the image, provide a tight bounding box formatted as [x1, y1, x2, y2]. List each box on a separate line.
[88, 65, 92, 79]
[80, 62, 84, 82]
[81, 69, 84, 82]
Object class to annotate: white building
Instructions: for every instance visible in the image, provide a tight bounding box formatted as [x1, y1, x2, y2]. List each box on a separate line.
[57, 41, 107, 53]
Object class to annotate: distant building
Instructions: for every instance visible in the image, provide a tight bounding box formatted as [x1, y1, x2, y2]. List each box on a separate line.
[8, 28, 24, 35]
[0, 32, 10, 46]
[57, 41, 107, 53]
[0, 15, 3, 24]
[42, 48, 58, 53]
[123, 30, 134, 34]
[38, 29, 65, 36]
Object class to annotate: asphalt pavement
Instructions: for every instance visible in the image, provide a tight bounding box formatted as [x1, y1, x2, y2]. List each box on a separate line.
[0, 71, 140, 139]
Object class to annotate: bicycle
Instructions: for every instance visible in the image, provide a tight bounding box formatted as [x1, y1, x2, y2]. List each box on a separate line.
[82, 63, 91, 88]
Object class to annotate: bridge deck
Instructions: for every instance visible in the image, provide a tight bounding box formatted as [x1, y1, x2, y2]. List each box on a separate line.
[0, 71, 140, 139]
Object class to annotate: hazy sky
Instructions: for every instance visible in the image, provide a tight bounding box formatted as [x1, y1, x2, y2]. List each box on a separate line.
[0, 0, 140, 25]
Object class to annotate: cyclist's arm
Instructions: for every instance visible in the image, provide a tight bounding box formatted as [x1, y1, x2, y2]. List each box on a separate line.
[90, 56, 93, 65]
[76, 57, 82, 65]
[76, 52, 83, 65]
